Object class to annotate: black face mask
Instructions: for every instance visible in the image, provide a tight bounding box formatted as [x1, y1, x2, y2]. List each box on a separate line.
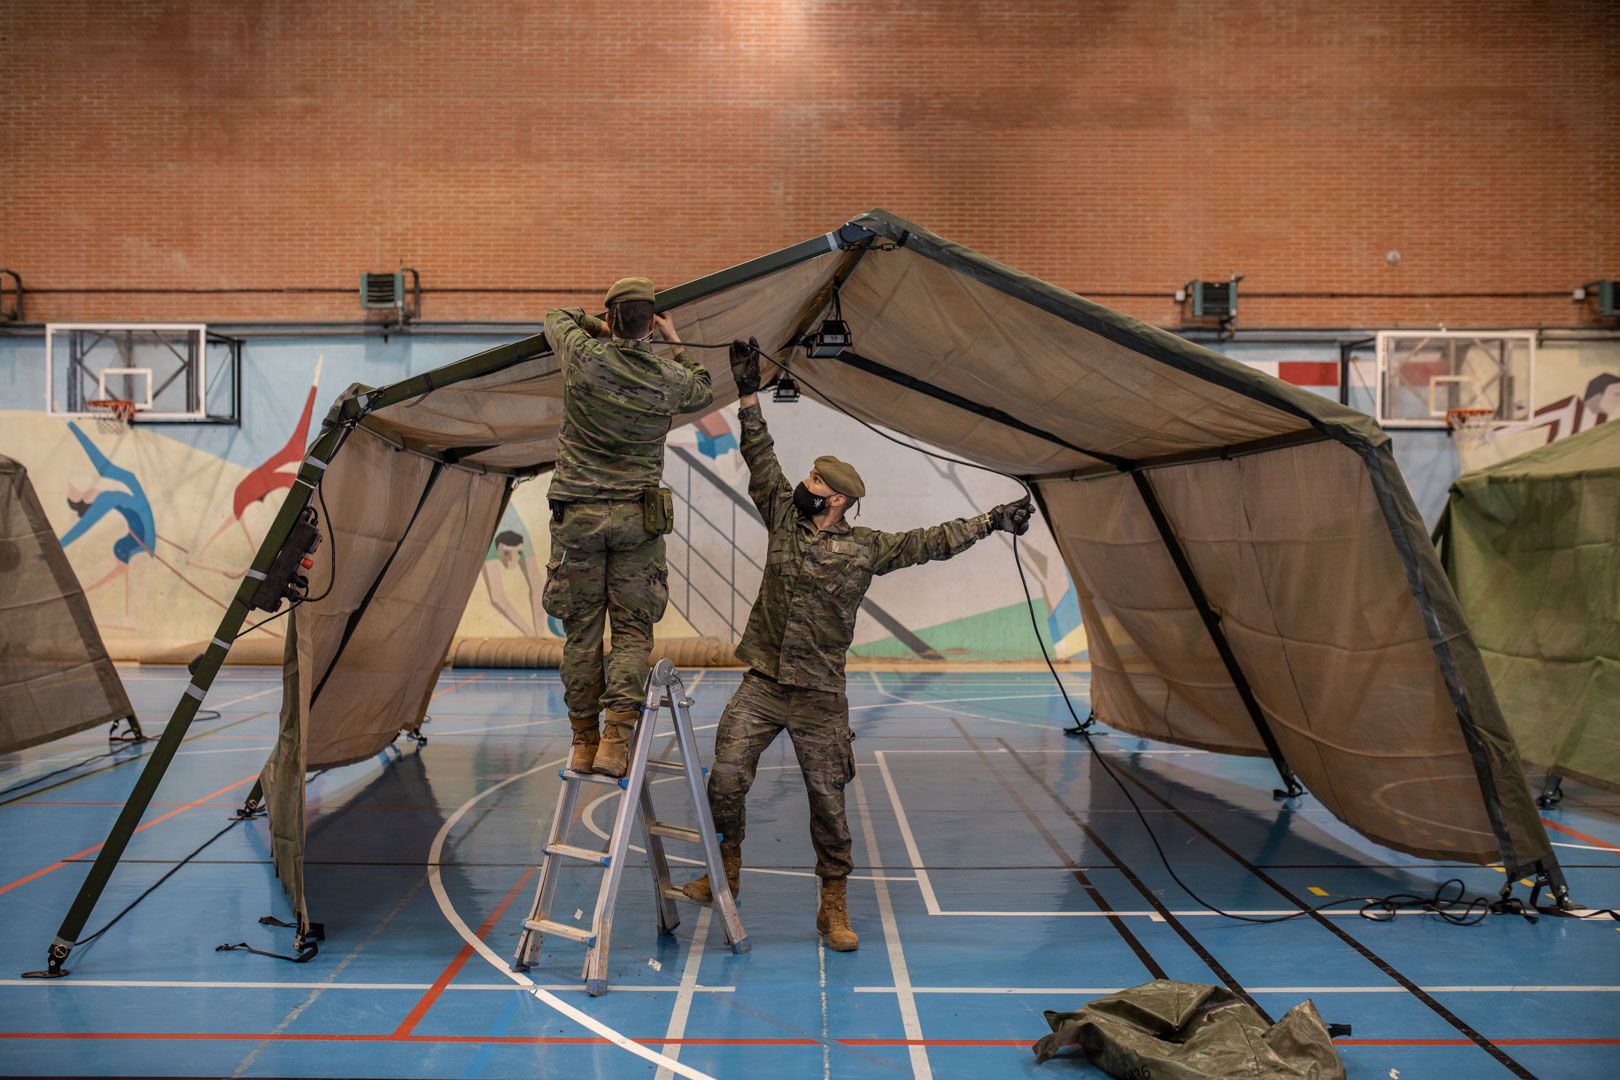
[793, 481, 829, 518]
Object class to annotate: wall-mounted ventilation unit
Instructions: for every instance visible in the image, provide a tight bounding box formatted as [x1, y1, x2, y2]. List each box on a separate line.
[1598, 280, 1618, 318]
[359, 267, 421, 323]
[1190, 279, 1237, 320]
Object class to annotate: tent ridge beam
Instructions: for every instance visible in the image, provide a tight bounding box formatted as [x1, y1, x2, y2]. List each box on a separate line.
[831, 350, 1131, 469]
[1128, 469, 1304, 799]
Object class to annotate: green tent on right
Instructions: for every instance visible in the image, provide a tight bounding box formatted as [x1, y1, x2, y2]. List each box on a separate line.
[1435, 419, 1620, 797]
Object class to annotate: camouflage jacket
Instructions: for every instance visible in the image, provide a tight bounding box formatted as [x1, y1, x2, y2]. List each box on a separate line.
[733, 403, 992, 689]
[544, 308, 715, 502]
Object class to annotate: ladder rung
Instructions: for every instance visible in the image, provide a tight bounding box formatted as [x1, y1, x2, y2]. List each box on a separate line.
[546, 843, 612, 866]
[662, 885, 696, 904]
[646, 821, 705, 844]
[646, 757, 706, 776]
[559, 768, 629, 788]
[523, 918, 595, 945]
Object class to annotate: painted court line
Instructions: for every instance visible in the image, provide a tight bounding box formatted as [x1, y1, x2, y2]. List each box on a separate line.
[1542, 818, 1620, 853]
[852, 773, 931, 1080]
[1, 979, 738, 992]
[654, 906, 712, 1080]
[425, 755, 717, 1080]
[0, 771, 259, 895]
[851, 984, 1620, 995]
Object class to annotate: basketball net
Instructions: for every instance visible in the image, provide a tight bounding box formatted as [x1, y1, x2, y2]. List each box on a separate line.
[87, 399, 137, 437]
[1445, 407, 1496, 450]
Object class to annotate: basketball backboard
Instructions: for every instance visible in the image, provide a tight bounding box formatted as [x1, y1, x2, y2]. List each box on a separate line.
[45, 324, 242, 424]
[1375, 331, 1534, 429]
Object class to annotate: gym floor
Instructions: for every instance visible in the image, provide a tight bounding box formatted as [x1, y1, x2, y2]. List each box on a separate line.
[1, 666, 1616, 1079]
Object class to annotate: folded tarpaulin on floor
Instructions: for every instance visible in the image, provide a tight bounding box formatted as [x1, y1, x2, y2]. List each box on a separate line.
[0, 454, 134, 753]
[1033, 979, 1346, 1079]
[1435, 418, 1620, 793]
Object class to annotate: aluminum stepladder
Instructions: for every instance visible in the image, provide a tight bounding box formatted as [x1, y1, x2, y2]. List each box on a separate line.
[512, 658, 749, 995]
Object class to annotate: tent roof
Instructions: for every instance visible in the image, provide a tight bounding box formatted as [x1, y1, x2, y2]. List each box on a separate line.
[1459, 418, 1620, 482]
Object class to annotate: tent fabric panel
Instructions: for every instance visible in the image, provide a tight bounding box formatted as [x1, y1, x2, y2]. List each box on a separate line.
[302, 442, 507, 768]
[1035, 473, 1266, 756]
[838, 247, 1314, 465]
[0, 456, 133, 754]
[354, 251, 846, 469]
[852, 210, 1393, 457]
[1444, 422, 1620, 794]
[1149, 440, 1504, 862]
[1361, 441, 1552, 872]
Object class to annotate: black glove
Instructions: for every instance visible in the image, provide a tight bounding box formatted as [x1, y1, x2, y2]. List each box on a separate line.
[988, 496, 1035, 536]
[730, 337, 762, 396]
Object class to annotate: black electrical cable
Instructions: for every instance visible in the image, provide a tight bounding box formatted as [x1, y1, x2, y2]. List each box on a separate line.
[695, 338, 1515, 927]
[234, 427, 346, 641]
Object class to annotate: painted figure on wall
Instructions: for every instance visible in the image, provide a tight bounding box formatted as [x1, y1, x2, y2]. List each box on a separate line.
[59, 421, 155, 632]
[481, 515, 547, 638]
[190, 358, 323, 576]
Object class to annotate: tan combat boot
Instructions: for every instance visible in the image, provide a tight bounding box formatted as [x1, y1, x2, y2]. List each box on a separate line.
[816, 877, 859, 952]
[681, 847, 743, 903]
[591, 708, 641, 778]
[567, 723, 599, 773]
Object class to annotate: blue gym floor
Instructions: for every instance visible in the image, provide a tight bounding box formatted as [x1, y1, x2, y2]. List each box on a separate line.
[1, 667, 1616, 1079]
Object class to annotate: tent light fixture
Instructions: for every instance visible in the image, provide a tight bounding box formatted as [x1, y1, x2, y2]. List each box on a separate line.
[806, 318, 852, 359]
[773, 371, 802, 403]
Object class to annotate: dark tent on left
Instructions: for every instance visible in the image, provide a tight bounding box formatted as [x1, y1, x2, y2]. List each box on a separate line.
[0, 454, 136, 753]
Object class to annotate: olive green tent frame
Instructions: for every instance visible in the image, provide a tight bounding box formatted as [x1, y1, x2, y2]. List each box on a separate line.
[32, 212, 1569, 978]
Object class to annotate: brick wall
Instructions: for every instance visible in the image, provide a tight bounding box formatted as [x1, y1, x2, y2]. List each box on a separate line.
[2, 0, 1616, 328]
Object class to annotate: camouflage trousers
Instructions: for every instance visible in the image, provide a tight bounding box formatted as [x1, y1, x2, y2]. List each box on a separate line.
[543, 500, 669, 725]
[706, 671, 856, 880]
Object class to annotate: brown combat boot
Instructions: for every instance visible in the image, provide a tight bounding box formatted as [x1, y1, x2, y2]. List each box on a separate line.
[816, 877, 859, 952]
[567, 724, 599, 773]
[681, 847, 743, 903]
[591, 708, 641, 778]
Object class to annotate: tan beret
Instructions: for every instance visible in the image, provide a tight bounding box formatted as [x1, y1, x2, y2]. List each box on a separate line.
[814, 455, 865, 499]
[604, 276, 655, 306]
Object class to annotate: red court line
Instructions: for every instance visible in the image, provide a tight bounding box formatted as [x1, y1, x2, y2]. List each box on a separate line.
[431, 674, 486, 699]
[0, 772, 259, 896]
[1543, 818, 1620, 853]
[392, 865, 537, 1038]
[0, 1031, 1612, 1047]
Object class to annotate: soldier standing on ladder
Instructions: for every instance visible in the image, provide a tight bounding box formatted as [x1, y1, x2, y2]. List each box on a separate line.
[542, 279, 715, 777]
[681, 340, 1034, 950]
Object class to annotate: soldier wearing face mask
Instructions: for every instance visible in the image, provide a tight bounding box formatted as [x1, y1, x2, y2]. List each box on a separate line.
[681, 339, 1033, 952]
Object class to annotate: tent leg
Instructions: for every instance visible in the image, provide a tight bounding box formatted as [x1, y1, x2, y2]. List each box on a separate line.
[1534, 772, 1563, 809]
[1127, 470, 1305, 800]
[23, 426, 347, 979]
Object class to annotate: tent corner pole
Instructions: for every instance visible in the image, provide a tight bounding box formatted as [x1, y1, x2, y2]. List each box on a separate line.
[1127, 469, 1306, 800]
[25, 424, 349, 980]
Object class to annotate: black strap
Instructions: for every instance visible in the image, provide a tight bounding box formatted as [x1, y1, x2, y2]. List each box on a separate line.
[215, 915, 325, 963]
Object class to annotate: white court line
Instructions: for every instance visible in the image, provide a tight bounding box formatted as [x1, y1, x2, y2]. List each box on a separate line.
[426, 757, 715, 1080]
[1553, 841, 1620, 855]
[851, 984, 1620, 995]
[579, 763, 916, 882]
[873, 751, 942, 916]
[0, 979, 737, 992]
[849, 692, 1062, 712]
[654, 906, 711, 1080]
[435, 718, 565, 736]
[869, 671, 884, 693]
[852, 773, 931, 1080]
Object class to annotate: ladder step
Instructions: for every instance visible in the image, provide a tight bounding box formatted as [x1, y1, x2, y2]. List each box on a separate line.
[646, 757, 707, 776]
[559, 768, 629, 788]
[545, 843, 612, 866]
[522, 918, 596, 945]
[662, 885, 700, 905]
[646, 821, 705, 844]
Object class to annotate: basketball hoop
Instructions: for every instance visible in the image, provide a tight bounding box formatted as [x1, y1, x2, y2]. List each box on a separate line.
[1445, 407, 1496, 449]
[87, 399, 137, 436]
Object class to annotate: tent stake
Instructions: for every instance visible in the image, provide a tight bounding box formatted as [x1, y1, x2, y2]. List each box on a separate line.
[25, 424, 349, 980]
[1128, 470, 1305, 800]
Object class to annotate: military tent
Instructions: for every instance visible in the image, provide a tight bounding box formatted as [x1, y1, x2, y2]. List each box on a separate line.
[43, 211, 1562, 966]
[0, 454, 136, 754]
[1435, 419, 1620, 794]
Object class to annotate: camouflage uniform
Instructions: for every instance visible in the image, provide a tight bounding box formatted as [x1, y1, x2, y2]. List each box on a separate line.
[708, 403, 992, 879]
[542, 307, 713, 725]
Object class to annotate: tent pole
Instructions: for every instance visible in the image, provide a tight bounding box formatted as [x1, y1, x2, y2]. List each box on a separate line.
[26, 424, 350, 979]
[1127, 470, 1305, 799]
